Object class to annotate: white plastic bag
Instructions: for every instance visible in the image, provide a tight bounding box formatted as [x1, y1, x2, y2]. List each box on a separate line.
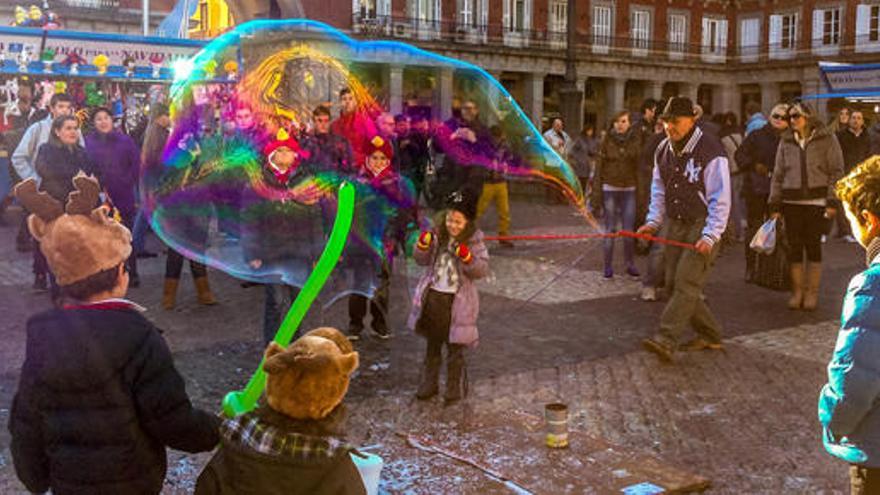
[750, 218, 777, 255]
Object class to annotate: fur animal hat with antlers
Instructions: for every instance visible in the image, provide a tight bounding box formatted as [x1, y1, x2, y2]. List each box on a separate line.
[14, 173, 132, 286]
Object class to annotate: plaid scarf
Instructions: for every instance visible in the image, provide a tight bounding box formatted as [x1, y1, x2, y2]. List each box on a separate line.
[221, 412, 352, 461]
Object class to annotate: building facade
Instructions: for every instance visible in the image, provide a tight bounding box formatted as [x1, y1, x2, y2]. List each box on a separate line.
[288, 0, 880, 128]
[0, 0, 175, 36]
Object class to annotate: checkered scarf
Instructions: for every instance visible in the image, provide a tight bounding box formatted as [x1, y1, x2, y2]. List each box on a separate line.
[221, 412, 352, 460]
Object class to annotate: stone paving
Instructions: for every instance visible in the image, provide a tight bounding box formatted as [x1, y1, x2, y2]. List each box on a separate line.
[0, 202, 867, 494]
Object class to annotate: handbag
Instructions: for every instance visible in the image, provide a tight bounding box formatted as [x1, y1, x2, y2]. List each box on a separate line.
[753, 218, 791, 291]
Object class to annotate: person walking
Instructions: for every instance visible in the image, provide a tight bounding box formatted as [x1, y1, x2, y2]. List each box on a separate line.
[593, 110, 642, 279]
[769, 101, 844, 311]
[568, 124, 599, 195]
[735, 103, 789, 282]
[720, 112, 744, 242]
[132, 103, 172, 259]
[85, 107, 141, 286]
[638, 97, 731, 363]
[542, 117, 571, 156]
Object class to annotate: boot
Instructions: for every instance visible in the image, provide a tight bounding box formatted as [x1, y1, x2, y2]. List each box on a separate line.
[803, 263, 822, 311]
[415, 344, 442, 400]
[788, 263, 804, 310]
[162, 278, 179, 310]
[444, 344, 467, 405]
[194, 276, 217, 305]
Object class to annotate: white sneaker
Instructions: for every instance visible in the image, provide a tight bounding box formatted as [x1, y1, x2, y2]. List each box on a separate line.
[821, 235, 828, 244]
[844, 234, 858, 243]
[640, 287, 657, 301]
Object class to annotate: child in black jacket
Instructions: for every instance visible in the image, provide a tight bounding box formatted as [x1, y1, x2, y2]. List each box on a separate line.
[8, 174, 220, 494]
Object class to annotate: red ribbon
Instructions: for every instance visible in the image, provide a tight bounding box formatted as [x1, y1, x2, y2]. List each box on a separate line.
[483, 230, 698, 251]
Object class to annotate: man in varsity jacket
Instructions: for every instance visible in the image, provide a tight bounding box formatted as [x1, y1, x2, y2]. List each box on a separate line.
[637, 96, 732, 363]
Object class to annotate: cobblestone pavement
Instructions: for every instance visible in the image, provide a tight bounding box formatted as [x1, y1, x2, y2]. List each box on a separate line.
[0, 201, 865, 493]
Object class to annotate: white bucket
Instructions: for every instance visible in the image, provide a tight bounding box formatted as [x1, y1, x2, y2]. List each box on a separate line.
[351, 451, 383, 495]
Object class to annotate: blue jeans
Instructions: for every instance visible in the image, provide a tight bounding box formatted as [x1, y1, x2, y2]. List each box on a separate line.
[602, 189, 636, 270]
[132, 208, 151, 254]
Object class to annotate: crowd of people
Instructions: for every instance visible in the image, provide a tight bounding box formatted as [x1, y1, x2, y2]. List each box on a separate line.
[5, 78, 880, 493]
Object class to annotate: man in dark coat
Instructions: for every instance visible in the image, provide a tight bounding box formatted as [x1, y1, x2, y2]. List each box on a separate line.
[836, 110, 872, 241]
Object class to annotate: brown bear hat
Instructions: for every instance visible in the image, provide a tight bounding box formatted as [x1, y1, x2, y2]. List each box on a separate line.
[263, 327, 359, 421]
[14, 173, 132, 287]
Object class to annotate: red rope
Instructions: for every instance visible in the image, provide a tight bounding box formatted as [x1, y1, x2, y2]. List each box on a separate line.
[483, 230, 698, 251]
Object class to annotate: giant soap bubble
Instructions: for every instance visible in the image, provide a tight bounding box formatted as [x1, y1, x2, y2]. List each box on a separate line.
[142, 19, 587, 303]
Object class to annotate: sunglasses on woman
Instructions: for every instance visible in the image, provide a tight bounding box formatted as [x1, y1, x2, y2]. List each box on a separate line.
[771, 113, 787, 120]
[788, 113, 803, 120]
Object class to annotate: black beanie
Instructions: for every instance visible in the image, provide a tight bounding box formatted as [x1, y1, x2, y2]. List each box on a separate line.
[446, 188, 478, 221]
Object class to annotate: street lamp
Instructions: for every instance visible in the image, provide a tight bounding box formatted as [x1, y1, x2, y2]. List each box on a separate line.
[557, 0, 582, 138]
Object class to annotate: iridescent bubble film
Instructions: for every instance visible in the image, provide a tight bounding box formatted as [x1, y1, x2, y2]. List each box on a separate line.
[143, 19, 585, 301]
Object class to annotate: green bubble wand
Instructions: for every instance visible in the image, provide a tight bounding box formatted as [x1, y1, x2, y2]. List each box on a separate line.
[223, 181, 356, 417]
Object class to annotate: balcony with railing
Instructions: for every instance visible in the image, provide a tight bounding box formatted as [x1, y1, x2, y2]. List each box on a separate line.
[350, 14, 874, 67]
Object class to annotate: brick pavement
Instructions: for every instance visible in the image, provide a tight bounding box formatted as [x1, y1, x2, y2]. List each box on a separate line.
[0, 201, 865, 493]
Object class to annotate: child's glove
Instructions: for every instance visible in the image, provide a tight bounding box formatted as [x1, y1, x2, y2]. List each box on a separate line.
[455, 243, 473, 264]
[417, 231, 433, 251]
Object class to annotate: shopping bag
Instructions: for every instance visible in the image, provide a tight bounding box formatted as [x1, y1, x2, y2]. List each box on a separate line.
[753, 218, 791, 291]
[750, 218, 777, 255]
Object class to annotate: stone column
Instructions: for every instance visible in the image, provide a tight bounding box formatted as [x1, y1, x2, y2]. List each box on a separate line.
[801, 75, 826, 120]
[386, 65, 404, 115]
[486, 71, 504, 126]
[435, 67, 454, 121]
[760, 81, 781, 115]
[714, 83, 740, 115]
[646, 80, 664, 102]
[523, 72, 545, 129]
[604, 77, 626, 128]
[679, 82, 699, 103]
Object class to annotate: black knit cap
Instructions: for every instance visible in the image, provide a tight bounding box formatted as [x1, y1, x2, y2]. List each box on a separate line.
[661, 96, 697, 120]
[446, 188, 478, 221]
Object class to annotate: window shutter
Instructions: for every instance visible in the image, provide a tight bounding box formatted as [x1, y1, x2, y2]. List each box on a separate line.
[857, 4, 871, 41]
[524, 0, 531, 30]
[701, 17, 710, 51]
[719, 19, 728, 54]
[480, 0, 487, 28]
[812, 8, 823, 47]
[769, 14, 782, 54]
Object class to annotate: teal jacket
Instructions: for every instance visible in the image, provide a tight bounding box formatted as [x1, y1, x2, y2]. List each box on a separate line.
[819, 248, 880, 466]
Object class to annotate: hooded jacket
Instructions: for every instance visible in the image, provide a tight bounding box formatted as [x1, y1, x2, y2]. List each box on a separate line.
[8, 301, 220, 494]
[819, 239, 880, 467]
[85, 130, 141, 217]
[769, 124, 844, 210]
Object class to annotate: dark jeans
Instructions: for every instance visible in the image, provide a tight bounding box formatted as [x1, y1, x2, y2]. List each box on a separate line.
[349, 261, 391, 331]
[165, 249, 207, 279]
[602, 189, 636, 270]
[120, 211, 138, 278]
[263, 284, 299, 345]
[851, 465, 880, 495]
[132, 207, 152, 254]
[744, 193, 769, 279]
[782, 203, 825, 264]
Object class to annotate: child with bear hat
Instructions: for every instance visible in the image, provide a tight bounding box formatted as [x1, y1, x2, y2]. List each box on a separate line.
[195, 327, 366, 494]
[8, 174, 220, 494]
